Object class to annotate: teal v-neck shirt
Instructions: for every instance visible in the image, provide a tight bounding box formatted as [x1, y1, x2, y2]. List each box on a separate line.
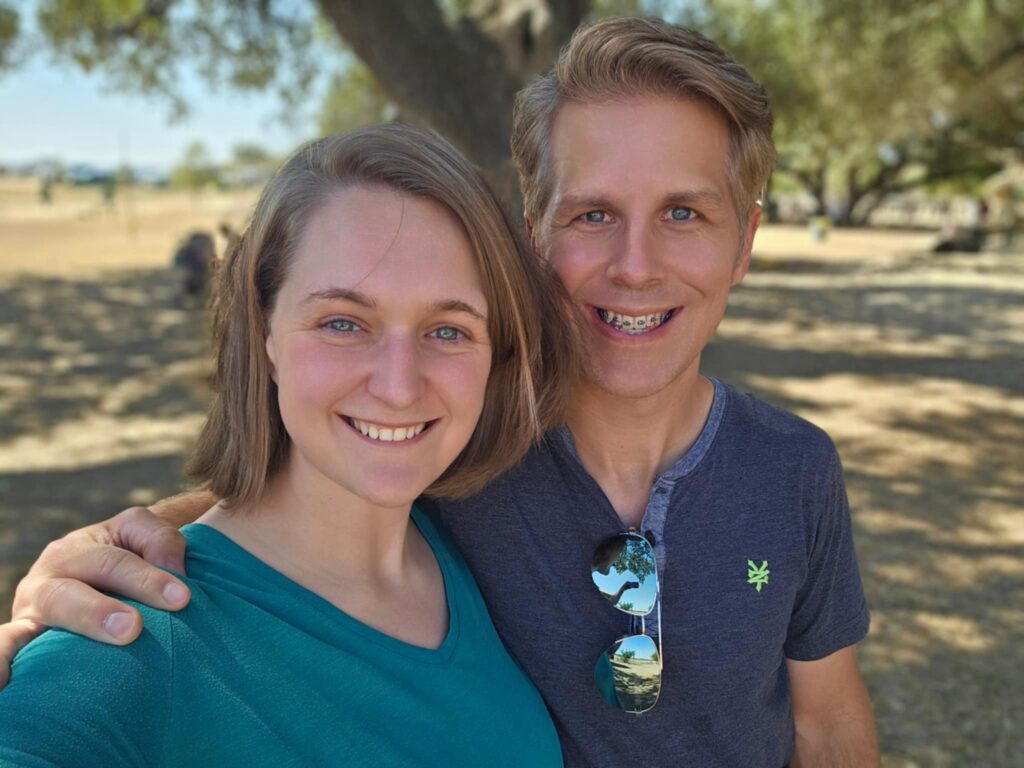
[0, 508, 562, 767]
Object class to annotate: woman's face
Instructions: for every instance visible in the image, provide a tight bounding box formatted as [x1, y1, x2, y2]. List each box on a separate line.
[264, 184, 492, 510]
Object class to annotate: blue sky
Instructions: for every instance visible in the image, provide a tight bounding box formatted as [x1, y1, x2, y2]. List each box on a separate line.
[0, 53, 321, 171]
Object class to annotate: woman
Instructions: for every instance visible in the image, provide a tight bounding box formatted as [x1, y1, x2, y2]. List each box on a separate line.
[0, 124, 576, 766]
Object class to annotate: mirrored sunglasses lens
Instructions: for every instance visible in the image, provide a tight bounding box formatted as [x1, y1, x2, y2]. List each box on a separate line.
[591, 534, 657, 615]
[593, 634, 661, 714]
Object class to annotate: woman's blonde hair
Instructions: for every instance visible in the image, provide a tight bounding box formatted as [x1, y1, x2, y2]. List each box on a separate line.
[188, 123, 578, 504]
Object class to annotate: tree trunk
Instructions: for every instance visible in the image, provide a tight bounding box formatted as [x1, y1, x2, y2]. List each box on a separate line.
[314, 0, 587, 211]
[809, 163, 827, 218]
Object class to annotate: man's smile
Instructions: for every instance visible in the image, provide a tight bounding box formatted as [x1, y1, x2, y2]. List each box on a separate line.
[595, 307, 678, 336]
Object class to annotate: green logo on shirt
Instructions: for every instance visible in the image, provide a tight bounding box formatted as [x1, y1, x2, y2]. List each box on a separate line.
[747, 560, 770, 592]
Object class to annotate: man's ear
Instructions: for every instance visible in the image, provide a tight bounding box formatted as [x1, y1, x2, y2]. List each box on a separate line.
[265, 334, 279, 384]
[732, 205, 762, 286]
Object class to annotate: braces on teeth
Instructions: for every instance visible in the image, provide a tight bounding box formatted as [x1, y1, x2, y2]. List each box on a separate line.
[598, 309, 673, 335]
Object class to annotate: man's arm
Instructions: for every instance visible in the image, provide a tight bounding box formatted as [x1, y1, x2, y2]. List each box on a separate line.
[0, 490, 216, 688]
[788, 646, 880, 767]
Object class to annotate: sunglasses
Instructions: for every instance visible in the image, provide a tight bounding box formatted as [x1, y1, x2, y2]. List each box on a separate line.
[591, 532, 663, 714]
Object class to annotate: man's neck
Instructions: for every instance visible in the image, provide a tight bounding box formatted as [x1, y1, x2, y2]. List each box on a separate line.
[566, 369, 715, 528]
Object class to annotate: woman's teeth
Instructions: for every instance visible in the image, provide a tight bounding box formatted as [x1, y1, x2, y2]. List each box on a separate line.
[349, 418, 427, 442]
[597, 309, 673, 335]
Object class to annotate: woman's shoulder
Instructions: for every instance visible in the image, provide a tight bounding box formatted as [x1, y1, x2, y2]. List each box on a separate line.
[0, 604, 173, 766]
[7, 599, 174, 697]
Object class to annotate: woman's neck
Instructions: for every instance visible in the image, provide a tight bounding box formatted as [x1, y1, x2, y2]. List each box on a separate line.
[197, 457, 421, 595]
[196, 456, 449, 649]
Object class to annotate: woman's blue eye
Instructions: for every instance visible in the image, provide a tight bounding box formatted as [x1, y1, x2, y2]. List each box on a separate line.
[325, 318, 360, 333]
[670, 206, 696, 221]
[431, 326, 464, 342]
[582, 210, 607, 223]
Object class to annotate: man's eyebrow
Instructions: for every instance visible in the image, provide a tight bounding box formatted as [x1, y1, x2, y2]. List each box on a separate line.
[553, 188, 728, 211]
[661, 188, 727, 207]
[303, 287, 376, 307]
[553, 193, 614, 212]
[432, 299, 487, 322]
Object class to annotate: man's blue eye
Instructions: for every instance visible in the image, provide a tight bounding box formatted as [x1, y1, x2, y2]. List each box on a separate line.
[432, 327, 464, 342]
[582, 211, 607, 223]
[326, 319, 359, 332]
[670, 207, 695, 221]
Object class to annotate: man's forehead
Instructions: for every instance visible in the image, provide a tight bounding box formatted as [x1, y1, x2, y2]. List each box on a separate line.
[545, 96, 734, 208]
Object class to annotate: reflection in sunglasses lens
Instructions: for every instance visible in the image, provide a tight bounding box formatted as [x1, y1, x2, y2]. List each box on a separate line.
[594, 634, 661, 714]
[591, 534, 657, 616]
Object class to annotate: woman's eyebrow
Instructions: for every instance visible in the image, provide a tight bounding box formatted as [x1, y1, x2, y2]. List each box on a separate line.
[302, 290, 485, 321]
[431, 299, 487, 322]
[303, 287, 375, 307]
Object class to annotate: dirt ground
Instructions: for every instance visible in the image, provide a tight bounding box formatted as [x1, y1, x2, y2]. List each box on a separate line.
[0, 179, 1021, 766]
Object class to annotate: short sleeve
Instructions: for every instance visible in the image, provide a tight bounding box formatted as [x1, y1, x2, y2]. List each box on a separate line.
[784, 449, 870, 660]
[0, 606, 172, 768]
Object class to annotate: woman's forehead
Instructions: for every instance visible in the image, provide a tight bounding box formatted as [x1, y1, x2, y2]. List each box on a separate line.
[284, 187, 486, 308]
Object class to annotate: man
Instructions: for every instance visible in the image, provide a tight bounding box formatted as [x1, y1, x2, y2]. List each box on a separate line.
[0, 18, 878, 767]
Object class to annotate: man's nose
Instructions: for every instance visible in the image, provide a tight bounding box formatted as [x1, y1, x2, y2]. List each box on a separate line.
[606, 223, 664, 289]
[366, 333, 427, 410]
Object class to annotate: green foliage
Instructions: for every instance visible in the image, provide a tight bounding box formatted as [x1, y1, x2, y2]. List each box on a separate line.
[169, 140, 220, 191]
[0, 2, 21, 70]
[31, 0, 324, 117]
[230, 142, 274, 166]
[8, 0, 1020, 220]
[316, 59, 395, 136]
[610, 540, 655, 583]
[679, 0, 1023, 222]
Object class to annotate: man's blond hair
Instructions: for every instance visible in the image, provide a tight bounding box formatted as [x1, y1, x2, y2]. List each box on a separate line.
[512, 17, 777, 229]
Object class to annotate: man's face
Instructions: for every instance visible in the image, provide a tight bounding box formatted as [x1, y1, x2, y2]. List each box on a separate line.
[539, 96, 759, 400]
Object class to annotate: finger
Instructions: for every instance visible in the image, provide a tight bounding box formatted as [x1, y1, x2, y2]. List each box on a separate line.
[0, 618, 46, 690]
[21, 577, 144, 646]
[107, 507, 188, 573]
[60, 544, 191, 613]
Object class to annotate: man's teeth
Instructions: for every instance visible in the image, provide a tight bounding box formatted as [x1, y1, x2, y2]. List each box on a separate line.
[350, 419, 427, 442]
[597, 309, 673, 335]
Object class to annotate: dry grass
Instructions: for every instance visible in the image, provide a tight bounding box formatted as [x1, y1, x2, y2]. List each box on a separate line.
[0, 179, 1021, 766]
[0, 177, 256, 276]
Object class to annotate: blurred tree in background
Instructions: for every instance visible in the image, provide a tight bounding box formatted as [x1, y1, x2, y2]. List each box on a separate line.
[680, 0, 1023, 224]
[0, 2, 19, 70]
[170, 140, 220, 193]
[2, 0, 1021, 218]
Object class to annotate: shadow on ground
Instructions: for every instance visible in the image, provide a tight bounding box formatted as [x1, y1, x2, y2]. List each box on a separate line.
[704, 249, 1023, 767]
[0, 268, 211, 617]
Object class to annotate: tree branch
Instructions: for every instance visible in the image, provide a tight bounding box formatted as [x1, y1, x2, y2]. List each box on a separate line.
[941, 13, 1024, 78]
[100, 0, 175, 41]
[982, 40, 1024, 74]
